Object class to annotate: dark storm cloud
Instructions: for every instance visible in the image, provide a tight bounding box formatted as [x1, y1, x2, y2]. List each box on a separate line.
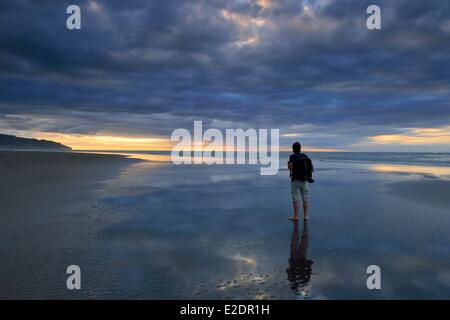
[0, 0, 449, 149]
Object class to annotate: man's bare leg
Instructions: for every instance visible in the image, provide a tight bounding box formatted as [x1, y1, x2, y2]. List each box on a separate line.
[303, 201, 309, 220]
[289, 201, 300, 221]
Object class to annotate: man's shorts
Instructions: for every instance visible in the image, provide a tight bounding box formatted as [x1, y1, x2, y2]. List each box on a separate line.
[291, 180, 310, 203]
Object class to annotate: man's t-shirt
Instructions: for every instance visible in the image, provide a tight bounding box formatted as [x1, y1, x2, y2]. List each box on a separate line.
[289, 153, 314, 181]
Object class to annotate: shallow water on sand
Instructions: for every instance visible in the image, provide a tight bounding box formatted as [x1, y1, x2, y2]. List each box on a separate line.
[1, 152, 450, 299]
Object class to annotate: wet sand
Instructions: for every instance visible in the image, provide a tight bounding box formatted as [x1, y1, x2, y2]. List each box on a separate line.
[0, 151, 140, 299]
[381, 179, 450, 209]
[0, 151, 450, 299]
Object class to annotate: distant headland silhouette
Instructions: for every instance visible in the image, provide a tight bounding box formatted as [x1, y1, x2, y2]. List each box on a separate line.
[0, 133, 71, 151]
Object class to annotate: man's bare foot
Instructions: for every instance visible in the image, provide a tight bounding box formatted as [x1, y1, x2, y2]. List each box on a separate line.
[288, 216, 299, 221]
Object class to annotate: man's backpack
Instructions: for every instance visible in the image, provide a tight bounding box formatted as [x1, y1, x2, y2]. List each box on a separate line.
[291, 153, 314, 182]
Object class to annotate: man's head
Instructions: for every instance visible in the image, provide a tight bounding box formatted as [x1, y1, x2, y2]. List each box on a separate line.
[292, 142, 301, 153]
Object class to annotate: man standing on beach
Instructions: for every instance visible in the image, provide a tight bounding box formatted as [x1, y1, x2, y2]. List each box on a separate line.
[288, 142, 314, 221]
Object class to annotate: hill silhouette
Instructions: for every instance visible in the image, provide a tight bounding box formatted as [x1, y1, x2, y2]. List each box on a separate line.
[0, 134, 71, 151]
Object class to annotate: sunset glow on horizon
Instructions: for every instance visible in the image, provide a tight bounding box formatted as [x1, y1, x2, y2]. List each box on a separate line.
[30, 131, 348, 152]
[33, 132, 173, 151]
[369, 126, 450, 146]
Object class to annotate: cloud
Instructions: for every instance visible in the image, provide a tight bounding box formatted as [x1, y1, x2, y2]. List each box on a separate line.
[0, 0, 449, 150]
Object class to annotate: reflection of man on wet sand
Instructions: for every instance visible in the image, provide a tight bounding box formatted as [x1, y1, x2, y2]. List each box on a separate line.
[287, 220, 313, 291]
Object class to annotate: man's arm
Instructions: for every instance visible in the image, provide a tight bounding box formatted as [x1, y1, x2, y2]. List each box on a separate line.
[288, 155, 293, 171]
[288, 161, 293, 171]
[306, 157, 314, 175]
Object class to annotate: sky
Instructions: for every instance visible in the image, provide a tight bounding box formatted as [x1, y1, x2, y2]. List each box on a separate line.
[0, 0, 449, 151]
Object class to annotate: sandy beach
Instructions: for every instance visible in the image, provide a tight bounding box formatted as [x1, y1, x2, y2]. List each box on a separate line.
[0, 151, 139, 298]
[0, 151, 449, 299]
